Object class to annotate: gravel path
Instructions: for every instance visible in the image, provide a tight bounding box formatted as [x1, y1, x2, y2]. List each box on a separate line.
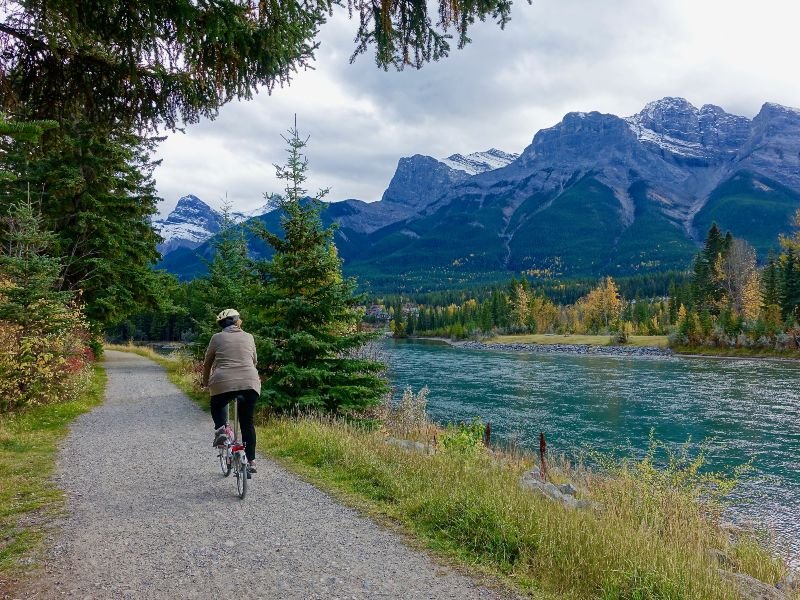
[19, 351, 511, 600]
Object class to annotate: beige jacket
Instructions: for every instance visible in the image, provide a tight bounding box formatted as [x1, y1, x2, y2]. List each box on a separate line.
[202, 326, 261, 396]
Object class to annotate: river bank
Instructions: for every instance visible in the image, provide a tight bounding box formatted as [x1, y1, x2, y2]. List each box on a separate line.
[409, 336, 800, 362]
[459, 340, 672, 357]
[408, 336, 673, 358]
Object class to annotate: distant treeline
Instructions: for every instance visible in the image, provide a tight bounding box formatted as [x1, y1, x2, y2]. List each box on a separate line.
[373, 219, 800, 351]
[375, 276, 677, 339]
[378, 270, 691, 310]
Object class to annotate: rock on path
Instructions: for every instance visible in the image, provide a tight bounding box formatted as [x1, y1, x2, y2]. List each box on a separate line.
[18, 351, 510, 600]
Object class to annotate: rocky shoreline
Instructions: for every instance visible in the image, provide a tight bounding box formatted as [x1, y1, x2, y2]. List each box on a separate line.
[456, 340, 673, 358]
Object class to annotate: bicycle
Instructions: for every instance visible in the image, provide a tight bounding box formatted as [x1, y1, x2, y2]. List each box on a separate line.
[216, 394, 249, 499]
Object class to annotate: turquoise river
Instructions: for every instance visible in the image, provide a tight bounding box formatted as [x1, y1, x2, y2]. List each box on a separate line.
[385, 339, 800, 565]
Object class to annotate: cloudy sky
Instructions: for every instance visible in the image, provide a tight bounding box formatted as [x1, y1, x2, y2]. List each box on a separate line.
[154, 0, 800, 217]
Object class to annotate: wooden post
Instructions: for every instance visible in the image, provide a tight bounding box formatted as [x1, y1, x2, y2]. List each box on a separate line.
[483, 422, 491, 446]
[539, 432, 548, 480]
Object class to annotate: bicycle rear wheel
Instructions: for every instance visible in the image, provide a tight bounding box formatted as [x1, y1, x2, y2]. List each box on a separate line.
[219, 449, 231, 477]
[235, 454, 248, 499]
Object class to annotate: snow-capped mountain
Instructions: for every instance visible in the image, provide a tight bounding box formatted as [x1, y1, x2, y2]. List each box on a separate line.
[153, 195, 221, 254]
[441, 149, 519, 175]
[153, 195, 267, 255]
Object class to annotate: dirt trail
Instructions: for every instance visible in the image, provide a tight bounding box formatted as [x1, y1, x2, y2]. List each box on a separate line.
[14, 350, 510, 599]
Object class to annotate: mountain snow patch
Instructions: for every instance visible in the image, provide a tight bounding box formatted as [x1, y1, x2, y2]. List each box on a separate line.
[441, 148, 519, 175]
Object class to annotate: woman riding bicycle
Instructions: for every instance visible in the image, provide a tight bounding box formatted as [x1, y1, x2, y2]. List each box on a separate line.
[202, 309, 260, 474]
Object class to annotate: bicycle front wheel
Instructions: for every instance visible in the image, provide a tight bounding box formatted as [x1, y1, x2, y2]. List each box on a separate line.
[235, 455, 248, 499]
[219, 449, 231, 477]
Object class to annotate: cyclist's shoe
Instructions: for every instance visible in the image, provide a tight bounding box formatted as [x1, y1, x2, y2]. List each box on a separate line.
[213, 426, 228, 447]
[247, 461, 256, 478]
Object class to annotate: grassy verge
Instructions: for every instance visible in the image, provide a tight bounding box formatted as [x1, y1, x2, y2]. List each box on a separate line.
[110, 345, 792, 599]
[487, 334, 670, 348]
[0, 365, 106, 578]
[672, 345, 800, 360]
[258, 420, 791, 599]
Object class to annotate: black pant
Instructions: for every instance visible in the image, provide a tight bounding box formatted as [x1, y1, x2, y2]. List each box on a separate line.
[210, 389, 258, 462]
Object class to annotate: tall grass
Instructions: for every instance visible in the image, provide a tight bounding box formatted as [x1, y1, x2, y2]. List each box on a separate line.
[259, 417, 788, 599]
[116, 346, 792, 599]
[0, 365, 106, 578]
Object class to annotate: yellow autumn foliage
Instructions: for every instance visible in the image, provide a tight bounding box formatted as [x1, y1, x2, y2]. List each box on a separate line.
[582, 276, 623, 332]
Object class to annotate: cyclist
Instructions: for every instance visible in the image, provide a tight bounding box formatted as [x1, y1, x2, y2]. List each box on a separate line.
[202, 309, 260, 474]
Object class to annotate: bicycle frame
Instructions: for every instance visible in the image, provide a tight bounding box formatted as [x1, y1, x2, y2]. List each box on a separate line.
[218, 394, 249, 498]
[225, 396, 247, 457]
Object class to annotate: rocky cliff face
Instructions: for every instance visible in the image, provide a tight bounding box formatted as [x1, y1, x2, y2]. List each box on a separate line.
[492, 97, 800, 232]
[380, 154, 472, 208]
[735, 103, 800, 192]
[627, 97, 750, 156]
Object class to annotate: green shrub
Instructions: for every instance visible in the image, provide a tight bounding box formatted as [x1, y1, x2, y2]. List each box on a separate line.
[440, 417, 485, 455]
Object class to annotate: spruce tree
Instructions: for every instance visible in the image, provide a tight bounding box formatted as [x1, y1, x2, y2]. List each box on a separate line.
[0, 119, 161, 324]
[780, 248, 800, 322]
[192, 204, 254, 350]
[693, 223, 729, 314]
[667, 281, 678, 324]
[761, 250, 781, 310]
[0, 199, 73, 334]
[0, 116, 70, 333]
[251, 125, 387, 413]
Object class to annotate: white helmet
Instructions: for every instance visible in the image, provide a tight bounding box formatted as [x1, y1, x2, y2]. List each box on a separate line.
[216, 308, 240, 322]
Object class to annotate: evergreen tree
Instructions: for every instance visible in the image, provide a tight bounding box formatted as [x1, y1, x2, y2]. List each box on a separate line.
[780, 248, 800, 322]
[0, 198, 94, 411]
[0, 116, 57, 167]
[677, 305, 698, 344]
[667, 281, 679, 324]
[693, 223, 729, 314]
[0, 199, 73, 334]
[191, 205, 253, 350]
[761, 250, 781, 310]
[0, 119, 162, 324]
[251, 124, 387, 413]
[0, 116, 71, 334]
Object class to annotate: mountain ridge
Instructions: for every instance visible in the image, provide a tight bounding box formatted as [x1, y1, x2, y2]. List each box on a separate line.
[158, 98, 800, 290]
